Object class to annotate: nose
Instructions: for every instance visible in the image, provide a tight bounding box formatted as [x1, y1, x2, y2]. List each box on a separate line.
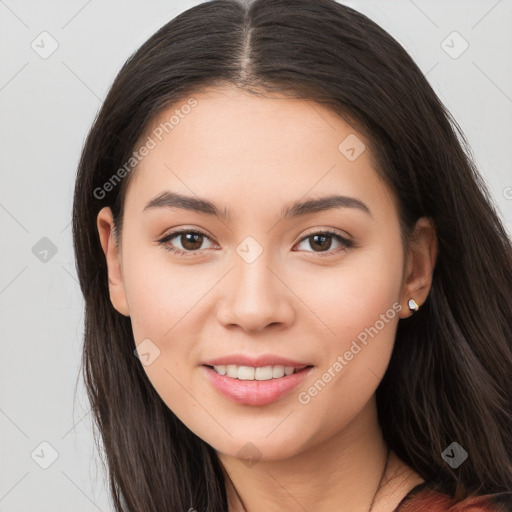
[216, 252, 296, 334]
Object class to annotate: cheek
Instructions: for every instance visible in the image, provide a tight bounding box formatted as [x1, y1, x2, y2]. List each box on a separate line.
[121, 251, 203, 424]
[307, 242, 403, 345]
[301, 238, 403, 401]
[120, 244, 214, 401]
[121, 242, 208, 342]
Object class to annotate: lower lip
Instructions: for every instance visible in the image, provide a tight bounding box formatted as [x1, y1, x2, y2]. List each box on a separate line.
[201, 365, 314, 406]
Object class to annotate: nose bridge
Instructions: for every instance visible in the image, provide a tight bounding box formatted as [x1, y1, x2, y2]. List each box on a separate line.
[216, 236, 295, 332]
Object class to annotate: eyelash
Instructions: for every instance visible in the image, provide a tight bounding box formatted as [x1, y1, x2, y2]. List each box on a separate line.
[157, 228, 354, 258]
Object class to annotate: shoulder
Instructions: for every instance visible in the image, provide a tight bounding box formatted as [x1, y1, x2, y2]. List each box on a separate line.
[395, 482, 512, 512]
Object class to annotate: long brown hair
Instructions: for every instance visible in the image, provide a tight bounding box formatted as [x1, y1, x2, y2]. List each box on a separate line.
[72, 1, 512, 510]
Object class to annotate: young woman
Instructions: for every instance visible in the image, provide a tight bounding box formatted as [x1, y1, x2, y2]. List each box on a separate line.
[72, 1, 512, 510]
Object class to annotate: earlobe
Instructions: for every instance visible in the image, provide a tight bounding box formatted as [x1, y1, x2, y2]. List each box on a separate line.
[399, 217, 438, 318]
[96, 207, 130, 317]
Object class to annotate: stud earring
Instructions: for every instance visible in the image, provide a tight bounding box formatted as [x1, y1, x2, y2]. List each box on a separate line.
[408, 298, 419, 312]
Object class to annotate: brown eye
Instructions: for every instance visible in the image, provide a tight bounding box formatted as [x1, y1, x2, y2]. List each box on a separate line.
[308, 234, 333, 252]
[179, 232, 204, 251]
[295, 230, 353, 256]
[158, 229, 215, 255]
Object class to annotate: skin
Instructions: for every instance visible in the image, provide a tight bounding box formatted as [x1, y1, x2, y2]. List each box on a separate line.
[97, 85, 437, 512]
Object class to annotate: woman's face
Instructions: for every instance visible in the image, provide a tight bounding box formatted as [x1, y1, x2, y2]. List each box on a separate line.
[98, 85, 429, 461]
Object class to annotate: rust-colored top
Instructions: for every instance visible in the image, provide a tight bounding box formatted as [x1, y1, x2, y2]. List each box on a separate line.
[394, 482, 512, 512]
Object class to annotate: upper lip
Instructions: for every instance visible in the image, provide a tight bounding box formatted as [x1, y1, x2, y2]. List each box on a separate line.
[202, 354, 313, 369]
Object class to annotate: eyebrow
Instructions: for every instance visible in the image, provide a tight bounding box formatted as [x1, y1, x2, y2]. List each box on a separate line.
[143, 191, 371, 219]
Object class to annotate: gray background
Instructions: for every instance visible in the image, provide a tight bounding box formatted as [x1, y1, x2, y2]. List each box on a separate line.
[1, 0, 511, 510]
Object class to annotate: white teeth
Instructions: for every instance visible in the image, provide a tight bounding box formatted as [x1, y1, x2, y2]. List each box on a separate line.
[238, 366, 255, 380]
[272, 365, 285, 378]
[212, 364, 300, 380]
[214, 365, 227, 375]
[226, 365, 238, 378]
[255, 366, 273, 380]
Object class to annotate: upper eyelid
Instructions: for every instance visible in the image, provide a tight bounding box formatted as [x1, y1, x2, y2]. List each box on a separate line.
[160, 228, 216, 245]
[300, 227, 352, 240]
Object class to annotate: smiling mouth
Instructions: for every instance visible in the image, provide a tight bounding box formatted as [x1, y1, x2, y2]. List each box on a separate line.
[204, 364, 314, 381]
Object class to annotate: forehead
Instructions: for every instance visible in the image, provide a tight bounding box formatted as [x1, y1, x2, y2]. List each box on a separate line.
[123, 85, 394, 217]
[144, 86, 365, 158]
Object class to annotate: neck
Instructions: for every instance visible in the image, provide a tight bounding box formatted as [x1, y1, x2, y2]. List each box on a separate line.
[219, 396, 422, 512]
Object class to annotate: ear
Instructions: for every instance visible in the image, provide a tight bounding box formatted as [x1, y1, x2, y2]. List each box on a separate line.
[399, 217, 438, 319]
[96, 207, 130, 317]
